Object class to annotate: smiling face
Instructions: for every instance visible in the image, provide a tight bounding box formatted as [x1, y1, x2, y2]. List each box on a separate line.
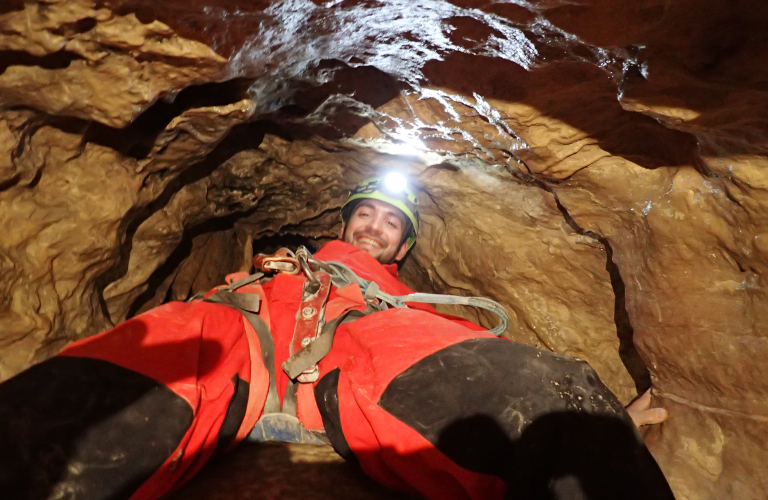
[341, 198, 410, 264]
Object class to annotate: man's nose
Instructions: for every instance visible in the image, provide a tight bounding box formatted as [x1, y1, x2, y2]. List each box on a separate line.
[364, 215, 385, 234]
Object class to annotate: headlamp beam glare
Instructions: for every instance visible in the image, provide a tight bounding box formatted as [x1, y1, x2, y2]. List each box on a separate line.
[384, 172, 408, 194]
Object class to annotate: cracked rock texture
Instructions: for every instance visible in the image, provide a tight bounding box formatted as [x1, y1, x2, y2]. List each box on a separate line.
[1, 0, 768, 499]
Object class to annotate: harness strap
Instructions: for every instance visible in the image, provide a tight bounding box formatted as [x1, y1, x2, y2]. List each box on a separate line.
[278, 306, 374, 444]
[396, 293, 510, 337]
[204, 291, 281, 415]
[239, 309, 282, 415]
[221, 271, 265, 291]
[363, 281, 380, 301]
[282, 380, 299, 417]
[187, 271, 266, 302]
[199, 272, 337, 445]
[200, 246, 509, 447]
[322, 261, 510, 336]
[282, 307, 373, 380]
[205, 291, 261, 314]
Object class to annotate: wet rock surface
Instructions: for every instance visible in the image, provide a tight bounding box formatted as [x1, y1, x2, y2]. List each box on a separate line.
[163, 443, 415, 500]
[2, 0, 768, 498]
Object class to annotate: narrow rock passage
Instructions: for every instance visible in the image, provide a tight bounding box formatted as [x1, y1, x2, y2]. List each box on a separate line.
[2, 1, 768, 499]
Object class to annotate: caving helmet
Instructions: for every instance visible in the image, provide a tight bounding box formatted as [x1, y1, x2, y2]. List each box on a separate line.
[341, 173, 420, 250]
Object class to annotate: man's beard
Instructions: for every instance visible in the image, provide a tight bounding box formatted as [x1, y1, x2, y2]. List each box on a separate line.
[345, 229, 398, 265]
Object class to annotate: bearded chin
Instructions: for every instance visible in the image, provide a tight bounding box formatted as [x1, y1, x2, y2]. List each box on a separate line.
[372, 250, 395, 265]
[351, 232, 397, 264]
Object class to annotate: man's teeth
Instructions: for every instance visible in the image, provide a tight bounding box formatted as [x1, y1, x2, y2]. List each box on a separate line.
[358, 236, 383, 248]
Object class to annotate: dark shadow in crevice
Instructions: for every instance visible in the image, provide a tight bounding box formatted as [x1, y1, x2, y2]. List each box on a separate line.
[503, 165, 652, 394]
[31, 77, 255, 162]
[0, 0, 24, 15]
[86, 78, 255, 159]
[49, 17, 98, 36]
[97, 120, 280, 322]
[286, 61, 405, 139]
[246, 60, 405, 142]
[550, 196, 652, 395]
[252, 232, 321, 258]
[0, 50, 85, 75]
[25, 164, 44, 189]
[126, 204, 263, 318]
[0, 173, 21, 192]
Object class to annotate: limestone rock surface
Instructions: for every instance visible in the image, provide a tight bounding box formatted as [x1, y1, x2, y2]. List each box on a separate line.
[2, 1, 768, 499]
[0, 0, 227, 127]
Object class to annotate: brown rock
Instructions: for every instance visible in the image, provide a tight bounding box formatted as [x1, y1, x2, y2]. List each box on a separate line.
[163, 443, 414, 500]
[2, 0, 768, 499]
[0, 0, 227, 127]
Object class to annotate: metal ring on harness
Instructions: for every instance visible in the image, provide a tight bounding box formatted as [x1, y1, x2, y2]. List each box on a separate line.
[254, 248, 300, 275]
[297, 253, 320, 289]
[260, 257, 300, 274]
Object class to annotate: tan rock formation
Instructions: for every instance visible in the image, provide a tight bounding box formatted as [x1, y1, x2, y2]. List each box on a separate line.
[1, 0, 768, 499]
[0, 0, 227, 126]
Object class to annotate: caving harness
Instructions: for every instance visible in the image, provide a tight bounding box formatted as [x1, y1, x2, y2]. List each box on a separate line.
[195, 246, 509, 444]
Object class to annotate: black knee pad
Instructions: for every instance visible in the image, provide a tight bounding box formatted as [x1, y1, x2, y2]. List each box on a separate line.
[377, 338, 675, 500]
[0, 356, 193, 500]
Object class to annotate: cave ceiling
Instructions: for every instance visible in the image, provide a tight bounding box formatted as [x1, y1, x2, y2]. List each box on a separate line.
[2, 0, 768, 499]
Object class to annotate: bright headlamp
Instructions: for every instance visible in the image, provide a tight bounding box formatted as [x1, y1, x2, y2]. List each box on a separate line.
[383, 172, 408, 194]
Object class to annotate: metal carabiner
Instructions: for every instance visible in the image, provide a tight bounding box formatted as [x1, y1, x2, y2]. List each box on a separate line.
[295, 246, 321, 293]
[253, 247, 300, 274]
[307, 257, 334, 274]
[256, 256, 299, 274]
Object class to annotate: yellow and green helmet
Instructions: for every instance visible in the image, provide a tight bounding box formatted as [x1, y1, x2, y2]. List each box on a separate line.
[341, 173, 420, 250]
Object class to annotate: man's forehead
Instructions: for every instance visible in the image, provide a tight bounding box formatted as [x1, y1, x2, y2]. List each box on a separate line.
[354, 199, 406, 221]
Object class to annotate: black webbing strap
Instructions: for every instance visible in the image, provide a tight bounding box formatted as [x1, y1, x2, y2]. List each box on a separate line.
[280, 308, 371, 422]
[204, 291, 281, 415]
[187, 272, 265, 303]
[282, 380, 299, 417]
[282, 307, 372, 380]
[205, 291, 260, 314]
[221, 272, 265, 291]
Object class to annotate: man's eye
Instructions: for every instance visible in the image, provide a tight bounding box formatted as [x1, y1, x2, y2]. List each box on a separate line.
[387, 220, 399, 228]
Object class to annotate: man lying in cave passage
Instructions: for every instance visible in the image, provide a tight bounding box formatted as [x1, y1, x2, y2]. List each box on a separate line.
[0, 174, 673, 500]
[336, 175, 669, 431]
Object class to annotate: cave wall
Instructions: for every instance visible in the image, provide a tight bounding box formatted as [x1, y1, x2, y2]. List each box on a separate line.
[2, 0, 768, 499]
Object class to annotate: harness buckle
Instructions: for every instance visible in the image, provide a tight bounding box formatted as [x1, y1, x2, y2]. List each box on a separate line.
[288, 270, 333, 383]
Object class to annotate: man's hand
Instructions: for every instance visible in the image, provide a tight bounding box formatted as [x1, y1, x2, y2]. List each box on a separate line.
[626, 389, 668, 428]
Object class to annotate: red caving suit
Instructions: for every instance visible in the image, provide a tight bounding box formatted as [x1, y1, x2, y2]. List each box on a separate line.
[0, 240, 676, 500]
